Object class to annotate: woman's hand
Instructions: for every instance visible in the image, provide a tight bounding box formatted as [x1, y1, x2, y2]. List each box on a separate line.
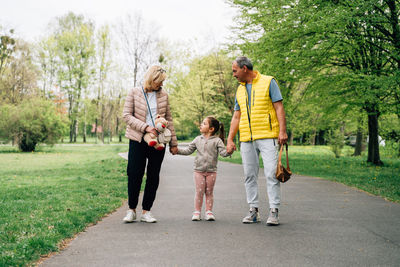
[169, 146, 178, 155]
[145, 126, 158, 136]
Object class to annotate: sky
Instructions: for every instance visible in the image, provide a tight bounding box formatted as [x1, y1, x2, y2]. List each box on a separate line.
[0, 0, 238, 46]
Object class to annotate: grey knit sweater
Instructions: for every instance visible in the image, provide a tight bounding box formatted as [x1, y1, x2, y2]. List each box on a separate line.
[177, 135, 230, 172]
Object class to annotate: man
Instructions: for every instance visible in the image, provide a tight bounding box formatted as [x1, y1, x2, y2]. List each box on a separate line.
[226, 56, 288, 225]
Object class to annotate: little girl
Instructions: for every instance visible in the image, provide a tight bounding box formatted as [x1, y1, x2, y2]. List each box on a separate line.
[177, 116, 231, 221]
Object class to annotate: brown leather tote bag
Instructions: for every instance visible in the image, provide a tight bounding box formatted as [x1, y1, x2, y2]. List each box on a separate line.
[276, 143, 292, 183]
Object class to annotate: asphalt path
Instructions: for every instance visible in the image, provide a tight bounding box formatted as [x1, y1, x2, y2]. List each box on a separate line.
[41, 151, 400, 266]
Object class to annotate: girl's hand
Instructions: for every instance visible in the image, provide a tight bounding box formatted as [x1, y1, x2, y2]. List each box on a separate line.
[226, 140, 236, 154]
[169, 146, 178, 155]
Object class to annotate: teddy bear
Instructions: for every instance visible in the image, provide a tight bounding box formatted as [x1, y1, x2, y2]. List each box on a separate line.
[143, 115, 172, 150]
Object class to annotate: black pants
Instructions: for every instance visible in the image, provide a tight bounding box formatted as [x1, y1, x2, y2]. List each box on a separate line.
[127, 139, 165, 211]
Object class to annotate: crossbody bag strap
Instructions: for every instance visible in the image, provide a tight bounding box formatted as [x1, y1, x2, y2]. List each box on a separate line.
[142, 86, 155, 127]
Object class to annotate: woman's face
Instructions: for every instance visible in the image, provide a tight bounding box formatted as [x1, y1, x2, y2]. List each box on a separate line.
[152, 80, 164, 91]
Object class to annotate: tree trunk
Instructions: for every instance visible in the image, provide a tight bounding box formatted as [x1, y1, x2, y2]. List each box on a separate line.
[354, 127, 363, 156]
[310, 129, 316, 145]
[83, 121, 86, 143]
[69, 123, 74, 143]
[73, 119, 78, 143]
[95, 118, 98, 144]
[367, 112, 383, 165]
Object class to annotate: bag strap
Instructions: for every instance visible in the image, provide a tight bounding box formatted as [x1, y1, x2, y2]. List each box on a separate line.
[142, 86, 155, 127]
[279, 143, 291, 171]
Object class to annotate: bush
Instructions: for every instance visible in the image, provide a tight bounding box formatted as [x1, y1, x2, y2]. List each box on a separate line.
[328, 128, 344, 158]
[0, 98, 68, 151]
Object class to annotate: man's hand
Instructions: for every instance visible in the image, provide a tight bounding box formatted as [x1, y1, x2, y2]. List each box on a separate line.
[145, 126, 158, 136]
[169, 146, 178, 155]
[226, 139, 237, 154]
[278, 132, 288, 145]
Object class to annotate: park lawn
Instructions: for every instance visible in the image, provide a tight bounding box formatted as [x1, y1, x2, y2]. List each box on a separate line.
[219, 145, 400, 203]
[0, 145, 130, 267]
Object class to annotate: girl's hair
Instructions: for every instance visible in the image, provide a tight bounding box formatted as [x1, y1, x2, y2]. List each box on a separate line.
[206, 116, 225, 144]
[143, 65, 167, 90]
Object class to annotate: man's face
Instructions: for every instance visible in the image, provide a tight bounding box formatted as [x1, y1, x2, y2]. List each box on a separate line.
[232, 62, 246, 83]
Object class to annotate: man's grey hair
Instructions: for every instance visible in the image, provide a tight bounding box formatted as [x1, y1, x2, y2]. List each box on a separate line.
[234, 56, 253, 70]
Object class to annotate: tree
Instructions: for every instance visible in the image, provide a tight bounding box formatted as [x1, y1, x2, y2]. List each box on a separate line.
[170, 52, 235, 139]
[94, 24, 112, 143]
[1, 39, 38, 105]
[52, 12, 96, 142]
[0, 27, 16, 77]
[229, 0, 400, 165]
[0, 98, 68, 151]
[116, 13, 160, 87]
[36, 36, 57, 98]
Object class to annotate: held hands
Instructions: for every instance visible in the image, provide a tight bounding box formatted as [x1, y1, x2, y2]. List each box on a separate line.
[226, 139, 236, 154]
[169, 146, 178, 155]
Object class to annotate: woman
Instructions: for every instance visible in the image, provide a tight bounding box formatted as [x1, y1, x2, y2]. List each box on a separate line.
[122, 65, 178, 223]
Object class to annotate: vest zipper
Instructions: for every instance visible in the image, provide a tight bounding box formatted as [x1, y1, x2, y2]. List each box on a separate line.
[245, 88, 253, 141]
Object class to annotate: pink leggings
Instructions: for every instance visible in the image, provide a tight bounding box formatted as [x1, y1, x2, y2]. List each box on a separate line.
[193, 171, 217, 212]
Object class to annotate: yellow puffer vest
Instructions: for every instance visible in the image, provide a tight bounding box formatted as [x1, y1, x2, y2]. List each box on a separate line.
[236, 71, 280, 142]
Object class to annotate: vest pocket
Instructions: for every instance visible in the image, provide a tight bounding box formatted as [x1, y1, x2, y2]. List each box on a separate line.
[268, 114, 272, 130]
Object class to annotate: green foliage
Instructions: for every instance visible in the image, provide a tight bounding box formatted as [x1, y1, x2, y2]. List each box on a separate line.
[0, 145, 127, 266]
[0, 98, 68, 151]
[229, 0, 400, 163]
[170, 51, 236, 139]
[328, 128, 345, 158]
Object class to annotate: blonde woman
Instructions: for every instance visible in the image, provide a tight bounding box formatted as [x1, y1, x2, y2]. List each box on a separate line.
[122, 66, 178, 223]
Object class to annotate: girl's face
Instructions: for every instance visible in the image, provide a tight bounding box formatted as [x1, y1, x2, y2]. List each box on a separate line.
[200, 119, 213, 134]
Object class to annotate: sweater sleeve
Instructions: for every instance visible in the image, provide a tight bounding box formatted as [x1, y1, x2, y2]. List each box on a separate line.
[177, 137, 198, 155]
[122, 88, 148, 133]
[217, 138, 230, 157]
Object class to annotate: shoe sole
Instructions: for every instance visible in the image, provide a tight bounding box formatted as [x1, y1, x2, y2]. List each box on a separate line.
[266, 221, 279, 226]
[242, 220, 260, 224]
[192, 218, 201, 221]
[206, 218, 215, 221]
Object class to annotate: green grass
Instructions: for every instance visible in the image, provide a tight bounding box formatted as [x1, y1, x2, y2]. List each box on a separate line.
[219, 145, 400, 203]
[0, 145, 130, 266]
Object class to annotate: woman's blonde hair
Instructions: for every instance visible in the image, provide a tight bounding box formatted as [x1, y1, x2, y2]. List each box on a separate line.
[143, 65, 167, 90]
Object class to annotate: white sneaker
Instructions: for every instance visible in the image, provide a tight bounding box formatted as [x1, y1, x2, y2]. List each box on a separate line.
[140, 211, 157, 223]
[205, 211, 215, 221]
[123, 209, 136, 223]
[192, 211, 201, 221]
[266, 208, 279, 225]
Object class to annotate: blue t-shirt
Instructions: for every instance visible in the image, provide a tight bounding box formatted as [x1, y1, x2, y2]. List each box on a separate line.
[234, 78, 282, 111]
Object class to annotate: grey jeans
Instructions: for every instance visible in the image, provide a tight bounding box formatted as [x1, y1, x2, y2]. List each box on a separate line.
[240, 138, 280, 209]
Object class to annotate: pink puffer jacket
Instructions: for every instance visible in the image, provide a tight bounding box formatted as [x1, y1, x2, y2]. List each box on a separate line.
[122, 87, 178, 147]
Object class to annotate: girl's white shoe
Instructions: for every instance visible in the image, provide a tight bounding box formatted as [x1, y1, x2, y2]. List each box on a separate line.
[192, 211, 201, 221]
[205, 211, 215, 221]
